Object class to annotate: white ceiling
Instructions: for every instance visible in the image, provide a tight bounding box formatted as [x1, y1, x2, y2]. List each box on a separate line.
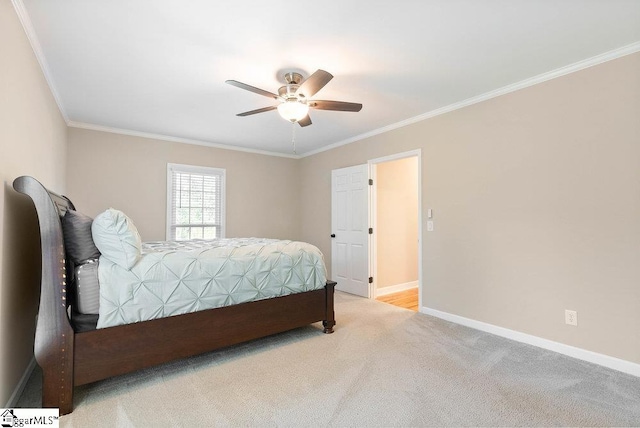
[18, 0, 640, 157]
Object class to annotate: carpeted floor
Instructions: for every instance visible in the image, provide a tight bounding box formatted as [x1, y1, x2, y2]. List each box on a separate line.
[17, 292, 640, 427]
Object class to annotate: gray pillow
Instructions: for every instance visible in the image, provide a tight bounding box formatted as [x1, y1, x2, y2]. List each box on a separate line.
[62, 209, 101, 264]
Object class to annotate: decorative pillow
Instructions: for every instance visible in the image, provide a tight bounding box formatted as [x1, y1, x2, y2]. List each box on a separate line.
[91, 208, 142, 269]
[61, 209, 101, 264]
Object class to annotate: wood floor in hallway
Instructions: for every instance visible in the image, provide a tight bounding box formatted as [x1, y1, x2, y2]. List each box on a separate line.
[376, 288, 418, 311]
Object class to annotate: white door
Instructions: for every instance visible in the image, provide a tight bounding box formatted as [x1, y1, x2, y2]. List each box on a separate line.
[331, 164, 370, 297]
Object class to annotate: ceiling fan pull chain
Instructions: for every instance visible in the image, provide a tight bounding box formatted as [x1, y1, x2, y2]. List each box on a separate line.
[291, 122, 297, 154]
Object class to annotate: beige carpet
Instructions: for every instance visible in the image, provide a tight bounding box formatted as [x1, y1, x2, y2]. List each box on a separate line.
[18, 292, 640, 427]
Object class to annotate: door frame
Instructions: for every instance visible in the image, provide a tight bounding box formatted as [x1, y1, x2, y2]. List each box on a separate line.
[368, 149, 422, 308]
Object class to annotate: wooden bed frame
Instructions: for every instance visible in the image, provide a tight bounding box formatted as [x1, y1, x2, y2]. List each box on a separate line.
[14, 175, 336, 415]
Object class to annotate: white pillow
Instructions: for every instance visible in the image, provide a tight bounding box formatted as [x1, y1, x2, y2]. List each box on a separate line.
[91, 208, 142, 269]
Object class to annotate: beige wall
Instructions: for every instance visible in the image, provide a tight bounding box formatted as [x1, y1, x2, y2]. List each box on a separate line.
[66, 128, 300, 241]
[0, 3, 68, 405]
[3, 2, 639, 405]
[376, 157, 419, 289]
[300, 52, 640, 365]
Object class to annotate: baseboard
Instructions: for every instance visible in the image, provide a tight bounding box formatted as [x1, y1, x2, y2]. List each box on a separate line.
[5, 357, 36, 408]
[375, 281, 418, 297]
[421, 307, 640, 378]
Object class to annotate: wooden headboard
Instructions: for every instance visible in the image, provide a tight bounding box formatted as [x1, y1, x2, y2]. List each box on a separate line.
[13, 176, 75, 406]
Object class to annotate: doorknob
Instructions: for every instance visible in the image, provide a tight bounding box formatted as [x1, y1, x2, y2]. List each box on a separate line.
[330, 234, 336, 238]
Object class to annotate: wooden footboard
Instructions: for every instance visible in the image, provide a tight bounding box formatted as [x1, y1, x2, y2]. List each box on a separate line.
[14, 175, 336, 415]
[73, 282, 336, 386]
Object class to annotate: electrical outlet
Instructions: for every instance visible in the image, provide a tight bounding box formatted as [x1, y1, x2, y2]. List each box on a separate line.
[565, 310, 577, 326]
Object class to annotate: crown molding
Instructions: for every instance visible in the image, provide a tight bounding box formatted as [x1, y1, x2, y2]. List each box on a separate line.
[300, 40, 640, 158]
[12, 0, 70, 123]
[13, 0, 640, 159]
[67, 121, 300, 159]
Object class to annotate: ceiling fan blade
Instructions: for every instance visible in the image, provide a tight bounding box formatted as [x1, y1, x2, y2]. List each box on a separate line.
[309, 100, 363, 112]
[226, 80, 278, 99]
[296, 70, 333, 99]
[297, 115, 312, 127]
[236, 106, 278, 116]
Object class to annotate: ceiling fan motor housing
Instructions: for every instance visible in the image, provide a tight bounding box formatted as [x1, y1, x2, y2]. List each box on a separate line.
[278, 84, 302, 101]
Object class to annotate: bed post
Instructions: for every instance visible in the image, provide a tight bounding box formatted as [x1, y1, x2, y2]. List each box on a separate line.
[323, 280, 336, 333]
[13, 176, 75, 415]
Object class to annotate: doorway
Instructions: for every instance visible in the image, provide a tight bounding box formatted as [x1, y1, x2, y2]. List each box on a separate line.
[370, 152, 421, 310]
[330, 150, 422, 308]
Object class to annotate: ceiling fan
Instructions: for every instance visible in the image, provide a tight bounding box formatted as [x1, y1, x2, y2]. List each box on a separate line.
[226, 69, 362, 127]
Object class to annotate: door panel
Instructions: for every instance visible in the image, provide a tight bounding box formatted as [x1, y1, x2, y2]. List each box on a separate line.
[336, 243, 348, 279]
[337, 190, 348, 231]
[331, 164, 370, 297]
[351, 244, 366, 282]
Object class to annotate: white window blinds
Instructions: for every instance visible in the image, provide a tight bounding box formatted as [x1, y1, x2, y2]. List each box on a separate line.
[167, 163, 226, 241]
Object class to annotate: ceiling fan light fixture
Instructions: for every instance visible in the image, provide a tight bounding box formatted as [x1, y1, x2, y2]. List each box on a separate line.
[277, 100, 309, 122]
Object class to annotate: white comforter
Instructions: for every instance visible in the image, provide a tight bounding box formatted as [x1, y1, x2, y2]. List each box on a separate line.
[97, 238, 327, 328]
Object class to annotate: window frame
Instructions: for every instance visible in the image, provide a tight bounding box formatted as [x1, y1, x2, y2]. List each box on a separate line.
[166, 163, 226, 241]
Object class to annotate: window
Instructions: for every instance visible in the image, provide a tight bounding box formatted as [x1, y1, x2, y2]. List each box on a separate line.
[167, 163, 225, 241]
